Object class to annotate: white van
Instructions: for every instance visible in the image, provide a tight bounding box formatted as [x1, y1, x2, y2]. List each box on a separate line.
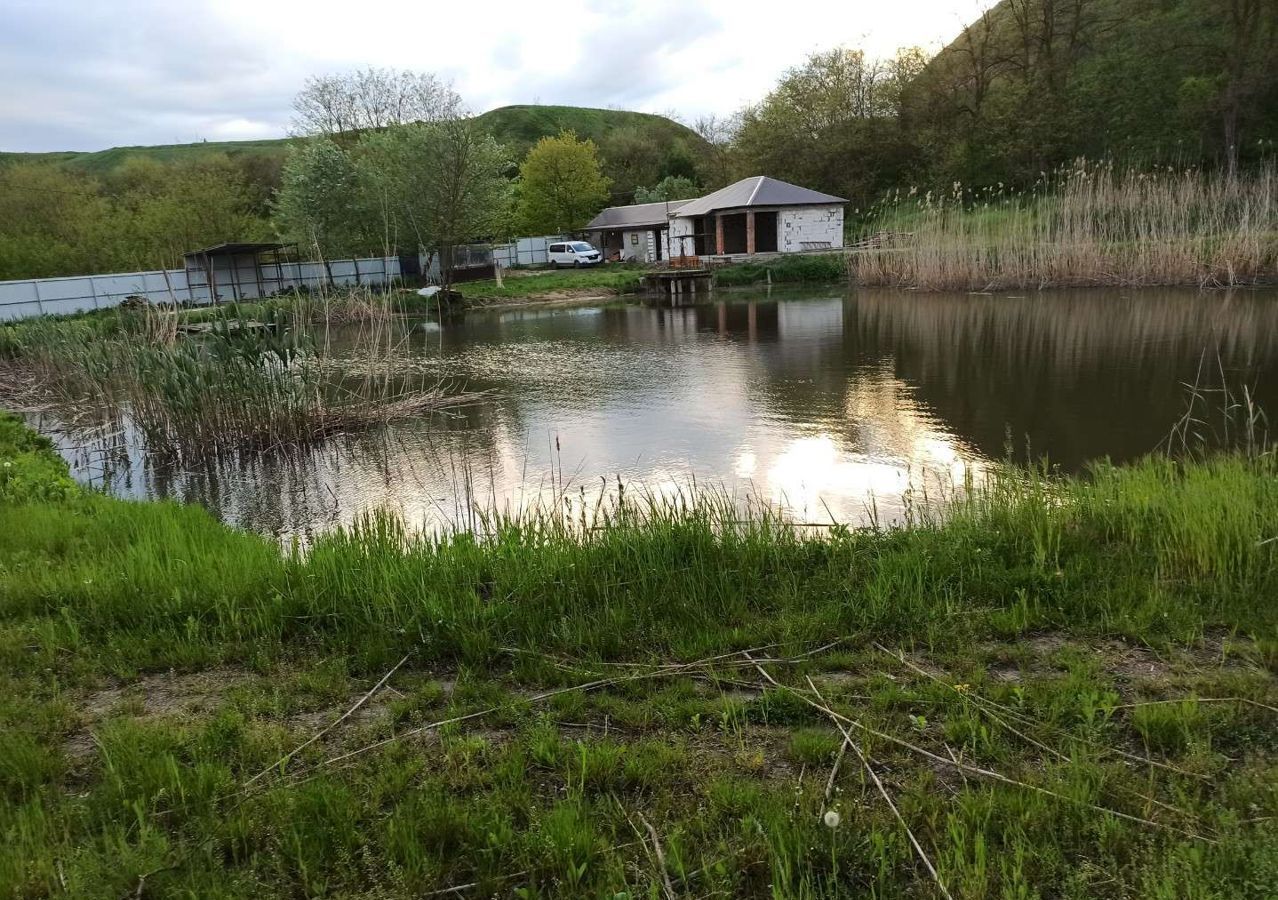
[548, 241, 602, 268]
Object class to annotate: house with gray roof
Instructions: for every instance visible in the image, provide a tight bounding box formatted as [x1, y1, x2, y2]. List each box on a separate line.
[583, 176, 846, 263]
[583, 200, 690, 263]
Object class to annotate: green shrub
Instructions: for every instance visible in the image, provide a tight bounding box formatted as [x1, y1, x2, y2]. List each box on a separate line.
[714, 253, 846, 286]
[0, 413, 78, 504]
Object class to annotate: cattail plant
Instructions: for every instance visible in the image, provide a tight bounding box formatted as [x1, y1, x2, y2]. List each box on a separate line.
[0, 292, 482, 460]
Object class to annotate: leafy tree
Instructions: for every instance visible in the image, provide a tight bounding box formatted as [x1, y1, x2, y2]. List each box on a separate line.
[601, 125, 665, 200]
[0, 158, 266, 279]
[1191, 0, 1278, 174]
[273, 138, 379, 260]
[358, 121, 511, 288]
[902, 0, 1278, 185]
[634, 176, 702, 204]
[733, 48, 925, 206]
[106, 156, 266, 270]
[0, 165, 110, 278]
[515, 131, 611, 234]
[692, 114, 740, 189]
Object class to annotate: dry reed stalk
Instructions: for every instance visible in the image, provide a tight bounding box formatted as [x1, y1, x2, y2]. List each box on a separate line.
[871, 643, 1212, 781]
[234, 641, 801, 798]
[1112, 697, 1278, 715]
[851, 163, 1278, 291]
[639, 813, 678, 900]
[243, 652, 411, 787]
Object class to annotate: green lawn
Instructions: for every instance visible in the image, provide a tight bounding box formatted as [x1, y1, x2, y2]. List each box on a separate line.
[455, 266, 651, 302]
[1, 413, 1276, 897]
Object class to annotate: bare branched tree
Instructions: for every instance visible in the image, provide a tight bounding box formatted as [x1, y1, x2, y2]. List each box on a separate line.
[291, 68, 463, 136]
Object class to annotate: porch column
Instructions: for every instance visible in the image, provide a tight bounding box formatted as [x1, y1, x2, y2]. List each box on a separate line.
[715, 215, 725, 255]
[746, 211, 756, 255]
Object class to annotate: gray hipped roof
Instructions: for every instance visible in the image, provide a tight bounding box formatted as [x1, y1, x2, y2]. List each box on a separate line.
[673, 177, 845, 217]
[584, 200, 691, 231]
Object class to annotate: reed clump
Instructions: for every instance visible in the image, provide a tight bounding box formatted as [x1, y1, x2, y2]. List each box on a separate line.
[852, 162, 1278, 291]
[0, 297, 477, 460]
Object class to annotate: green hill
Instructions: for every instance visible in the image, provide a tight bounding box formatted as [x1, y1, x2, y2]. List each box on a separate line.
[0, 106, 707, 182]
[0, 138, 301, 175]
[474, 104, 703, 162]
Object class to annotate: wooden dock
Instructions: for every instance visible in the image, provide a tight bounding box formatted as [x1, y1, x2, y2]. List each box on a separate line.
[642, 269, 713, 304]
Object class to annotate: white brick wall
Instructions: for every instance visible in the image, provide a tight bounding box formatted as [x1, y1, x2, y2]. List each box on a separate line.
[668, 218, 696, 258]
[780, 206, 844, 253]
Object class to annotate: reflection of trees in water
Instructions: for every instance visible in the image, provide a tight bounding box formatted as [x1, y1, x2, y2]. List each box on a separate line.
[841, 289, 1278, 467]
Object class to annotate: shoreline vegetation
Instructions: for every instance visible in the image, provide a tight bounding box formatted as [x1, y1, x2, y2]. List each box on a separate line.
[465, 163, 1278, 296]
[850, 163, 1278, 292]
[0, 299, 482, 461]
[2, 412, 1276, 896]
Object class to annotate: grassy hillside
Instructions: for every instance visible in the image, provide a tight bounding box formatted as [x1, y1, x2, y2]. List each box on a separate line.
[0, 138, 300, 176]
[474, 104, 705, 162]
[0, 106, 706, 177]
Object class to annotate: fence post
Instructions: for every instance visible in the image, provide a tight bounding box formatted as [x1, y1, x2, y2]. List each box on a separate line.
[89, 276, 100, 310]
[31, 280, 44, 316]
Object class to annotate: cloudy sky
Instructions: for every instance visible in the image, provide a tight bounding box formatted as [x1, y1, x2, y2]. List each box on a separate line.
[1, 0, 995, 153]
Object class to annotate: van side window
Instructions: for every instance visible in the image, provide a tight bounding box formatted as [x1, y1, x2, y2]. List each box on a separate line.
[549, 243, 564, 253]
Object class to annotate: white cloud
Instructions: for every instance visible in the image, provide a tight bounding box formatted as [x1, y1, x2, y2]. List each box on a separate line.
[0, 0, 995, 152]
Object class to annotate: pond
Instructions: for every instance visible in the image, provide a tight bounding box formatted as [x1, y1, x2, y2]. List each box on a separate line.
[36, 285, 1278, 541]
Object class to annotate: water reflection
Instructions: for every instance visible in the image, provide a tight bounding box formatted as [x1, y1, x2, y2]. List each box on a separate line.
[37, 286, 1278, 541]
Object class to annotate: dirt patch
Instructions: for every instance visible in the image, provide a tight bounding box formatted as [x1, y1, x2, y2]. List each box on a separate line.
[287, 690, 401, 736]
[986, 664, 1024, 683]
[64, 667, 433, 761]
[81, 667, 255, 723]
[65, 667, 257, 761]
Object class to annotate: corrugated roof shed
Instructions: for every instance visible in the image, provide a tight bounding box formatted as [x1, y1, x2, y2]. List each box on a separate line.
[673, 177, 845, 218]
[184, 242, 285, 257]
[584, 200, 691, 231]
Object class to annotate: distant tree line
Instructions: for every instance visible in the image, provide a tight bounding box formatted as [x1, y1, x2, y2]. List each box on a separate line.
[0, 156, 269, 280]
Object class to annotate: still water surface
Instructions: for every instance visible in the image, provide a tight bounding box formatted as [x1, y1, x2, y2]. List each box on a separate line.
[45, 286, 1278, 541]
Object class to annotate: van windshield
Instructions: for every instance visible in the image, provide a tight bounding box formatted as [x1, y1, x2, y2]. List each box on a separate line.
[569, 242, 594, 252]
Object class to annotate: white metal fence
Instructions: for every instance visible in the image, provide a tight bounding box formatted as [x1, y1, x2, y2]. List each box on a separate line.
[0, 256, 402, 322]
[1, 234, 574, 322]
[492, 236, 562, 268]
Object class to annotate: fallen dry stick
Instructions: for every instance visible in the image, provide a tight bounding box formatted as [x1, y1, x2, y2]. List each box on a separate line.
[743, 651, 1218, 844]
[804, 673, 955, 900]
[245, 652, 411, 787]
[873, 642, 1212, 781]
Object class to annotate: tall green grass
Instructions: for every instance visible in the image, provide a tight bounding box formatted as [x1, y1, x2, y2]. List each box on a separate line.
[2, 411, 1274, 675]
[713, 253, 847, 287]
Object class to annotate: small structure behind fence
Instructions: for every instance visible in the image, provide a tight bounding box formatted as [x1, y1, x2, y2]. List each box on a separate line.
[0, 234, 575, 322]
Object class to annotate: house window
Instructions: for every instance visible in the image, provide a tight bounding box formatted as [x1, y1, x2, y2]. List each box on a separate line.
[630, 234, 638, 245]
